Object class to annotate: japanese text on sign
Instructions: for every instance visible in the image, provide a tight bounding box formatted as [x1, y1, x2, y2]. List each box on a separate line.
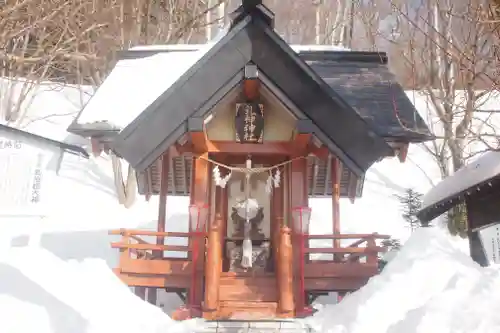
[0, 140, 22, 149]
[235, 102, 264, 143]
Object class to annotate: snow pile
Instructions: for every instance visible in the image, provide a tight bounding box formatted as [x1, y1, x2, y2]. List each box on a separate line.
[0, 246, 200, 333]
[308, 227, 500, 333]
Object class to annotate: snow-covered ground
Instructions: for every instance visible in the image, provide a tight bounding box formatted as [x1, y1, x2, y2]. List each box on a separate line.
[0, 246, 201, 333]
[308, 227, 500, 333]
[1, 222, 493, 333]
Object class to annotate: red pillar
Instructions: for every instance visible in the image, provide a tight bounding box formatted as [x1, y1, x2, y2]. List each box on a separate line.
[290, 158, 308, 313]
[157, 152, 169, 252]
[331, 156, 341, 249]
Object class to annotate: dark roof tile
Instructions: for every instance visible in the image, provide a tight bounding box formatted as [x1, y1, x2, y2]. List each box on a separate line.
[303, 57, 432, 142]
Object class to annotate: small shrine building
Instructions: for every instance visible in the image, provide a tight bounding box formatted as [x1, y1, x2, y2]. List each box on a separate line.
[68, 0, 432, 320]
[418, 151, 500, 267]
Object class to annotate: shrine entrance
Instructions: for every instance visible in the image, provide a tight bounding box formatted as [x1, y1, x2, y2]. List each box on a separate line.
[210, 154, 287, 319]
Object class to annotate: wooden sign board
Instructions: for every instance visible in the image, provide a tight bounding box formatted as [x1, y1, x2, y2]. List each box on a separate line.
[235, 102, 264, 143]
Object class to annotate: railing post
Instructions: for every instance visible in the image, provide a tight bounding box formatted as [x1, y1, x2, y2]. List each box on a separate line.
[203, 214, 223, 319]
[121, 232, 145, 300]
[277, 226, 295, 317]
[366, 237, 377, 264]
[119, 232, 130, 265]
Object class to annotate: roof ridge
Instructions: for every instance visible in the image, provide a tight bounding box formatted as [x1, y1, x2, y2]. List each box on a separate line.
[298, 51, 388, 64]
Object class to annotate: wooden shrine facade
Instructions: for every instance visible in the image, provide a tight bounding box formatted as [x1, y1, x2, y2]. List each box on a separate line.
[109, 143, 392, 319]
[69, 0, 432, 321]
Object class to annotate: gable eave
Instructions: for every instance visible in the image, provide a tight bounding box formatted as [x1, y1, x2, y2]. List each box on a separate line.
[257, 73, 365, 176]
[117, 17, 252, 142]
[112, 14, 393, 174]
[248, 20, 393, 171]
[110, 19, 253, 170]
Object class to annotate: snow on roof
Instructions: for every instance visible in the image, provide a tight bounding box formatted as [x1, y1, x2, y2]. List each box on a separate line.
[129, 44, 210, 52]
[290, 44, 350, 52]
[420, 151, 500, 218]
[129, 43, 351, 52]
[73, 42, 349, 130]
[307, 227, 500, 333]
[75, 47, 212, 129]
[74, 31, 230, 131]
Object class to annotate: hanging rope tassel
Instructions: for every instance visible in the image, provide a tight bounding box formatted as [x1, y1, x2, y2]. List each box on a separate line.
[110, 152, 137, 208]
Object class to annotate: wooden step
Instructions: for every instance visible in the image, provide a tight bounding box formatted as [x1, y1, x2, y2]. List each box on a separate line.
[217, 301, 278, 320]
[198, 320, 309, 333]
[219, 274, 277, 302]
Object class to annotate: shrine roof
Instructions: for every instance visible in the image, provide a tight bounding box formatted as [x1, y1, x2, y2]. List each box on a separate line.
[418, 151, 500, 223]
[0, 124, 89, 158]
[301, 52, 431, 142]
[68, 1, 431, 176]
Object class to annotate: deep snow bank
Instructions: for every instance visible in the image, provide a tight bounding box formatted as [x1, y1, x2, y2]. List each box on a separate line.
[308, 228, 500, 333]
[0, 246, 200, 333]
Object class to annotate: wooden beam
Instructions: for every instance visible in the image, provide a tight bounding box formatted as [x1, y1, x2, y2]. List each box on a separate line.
[111, 243, 190, 252]
[304, 263, 378, 278]
[278, 226, 295, 317]
[109, 229, 194, 237]
[208, 141, 296, 155]
[308, 144, 329, 162]
[289, 157, 308, 311]
[324, 155, 331, 196]
[120, 258, 193, 275]
[181, 156, 188, 195]
[168, 144, 181, 158]
[169, 155, 176, 194]
[157, 153, 169, 257]
[397, 143, 409, 163]
[331, 156, 341, 249]
[305, 233, 390, 240]
[191, 154, 209, 307]
[243, 78, 260, 100]
[304, 246, 384, 254]
[190, 132, 208, 153]
[311, 158, 317, 198]
[304, 277, 369, 291]
[114, 269, 192, 289]
[347, 172, 358, 204]
[292, 133, 312, 155]
[275, 174, 294, 317]
[203, 201, 224, 319]
[174, 142, 192, 155]
[212, 154, 286, 166]
[290, 158, 308, 208]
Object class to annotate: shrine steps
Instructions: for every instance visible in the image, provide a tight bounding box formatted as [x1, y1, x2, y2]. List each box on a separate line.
[219, 273, 277, 301]
[216, 272, 279, 319]
[217, 301, 279, 320]
[198, 319, 313, 333]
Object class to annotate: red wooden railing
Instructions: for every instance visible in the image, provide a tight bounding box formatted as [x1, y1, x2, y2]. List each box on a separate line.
[109, 229, 199, 258]
[293, 232, 390, 309]
[304, 233, 390, 263]
[109, 229, 206, 308]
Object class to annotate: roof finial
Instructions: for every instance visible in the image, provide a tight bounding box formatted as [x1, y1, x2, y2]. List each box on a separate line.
[241, 0, 262, 10]
[230, 0, 274, 30]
